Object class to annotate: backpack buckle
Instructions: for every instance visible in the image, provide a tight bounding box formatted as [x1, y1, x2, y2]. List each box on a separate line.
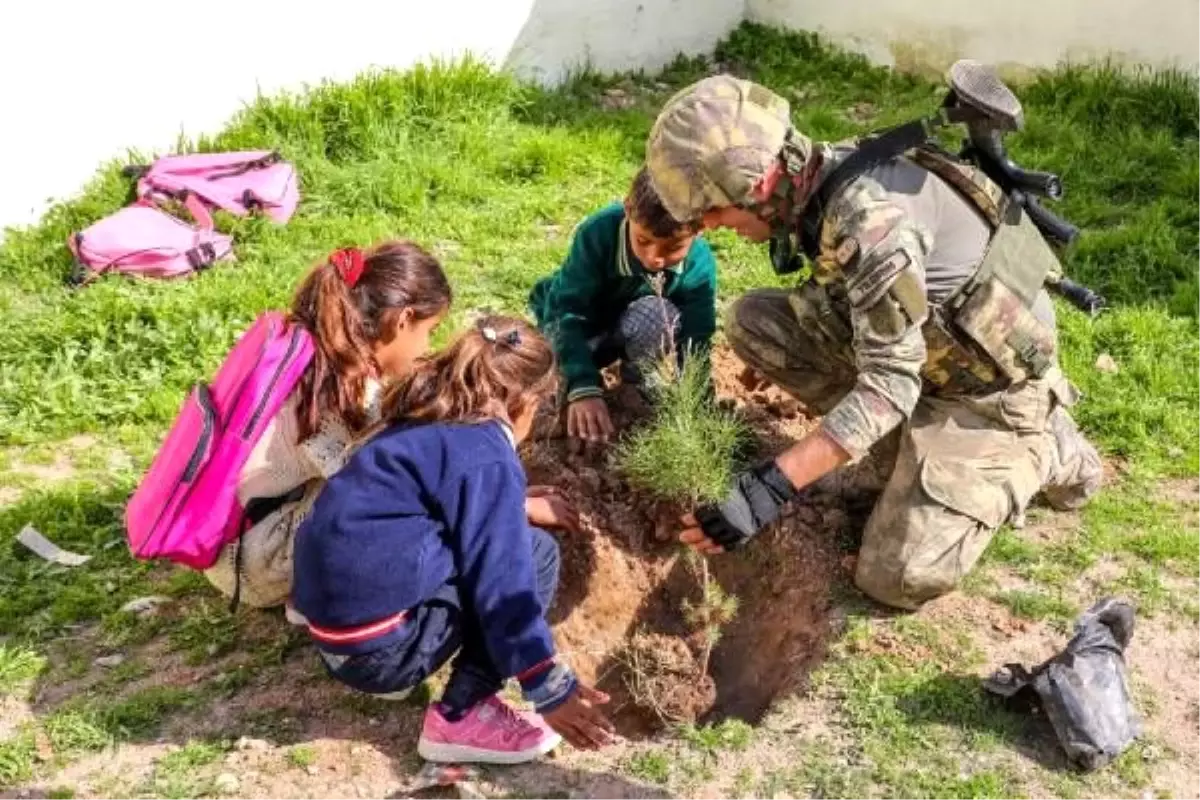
[186, 243, 218, 270]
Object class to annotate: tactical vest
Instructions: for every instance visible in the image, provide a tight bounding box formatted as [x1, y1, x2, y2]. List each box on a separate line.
[809, 144, 1063, 396]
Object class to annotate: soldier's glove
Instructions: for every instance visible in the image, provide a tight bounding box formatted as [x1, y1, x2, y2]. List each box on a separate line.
[694, 460, 800, 551]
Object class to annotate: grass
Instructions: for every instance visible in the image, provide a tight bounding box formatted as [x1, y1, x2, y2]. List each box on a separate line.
[0, 18, 1195, 800]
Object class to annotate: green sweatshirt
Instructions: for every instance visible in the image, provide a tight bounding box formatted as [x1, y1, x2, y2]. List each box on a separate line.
[529, 202, 718, 402]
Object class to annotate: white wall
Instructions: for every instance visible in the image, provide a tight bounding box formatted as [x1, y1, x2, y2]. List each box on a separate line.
[748, 0, 1199, 76]
[0, 0, 743, 231]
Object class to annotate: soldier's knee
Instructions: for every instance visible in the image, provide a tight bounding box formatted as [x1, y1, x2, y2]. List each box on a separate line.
[725, 290, 789, 360]
[619, 296, 681, 363]
[854, 558, 959, 611]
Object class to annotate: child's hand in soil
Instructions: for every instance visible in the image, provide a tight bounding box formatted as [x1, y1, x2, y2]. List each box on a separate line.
[567, 397, 614, 443]
[526, 487, 582, 533]
[542, 684, 617, 750]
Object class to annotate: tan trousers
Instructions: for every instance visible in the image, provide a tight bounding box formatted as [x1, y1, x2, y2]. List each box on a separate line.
[727, 288, 1103, 610]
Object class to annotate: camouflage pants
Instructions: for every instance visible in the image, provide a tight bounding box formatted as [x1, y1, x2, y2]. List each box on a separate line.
[727, 287, 1103, 610]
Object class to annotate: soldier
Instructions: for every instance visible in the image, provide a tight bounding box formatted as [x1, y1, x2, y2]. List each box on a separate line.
[644, 74, 1103, 610]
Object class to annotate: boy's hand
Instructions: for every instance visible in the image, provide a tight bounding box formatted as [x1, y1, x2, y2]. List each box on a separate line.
[542, 684, 617, 750]
[525, 489, 582, 534]
[567, 397, 614, 443]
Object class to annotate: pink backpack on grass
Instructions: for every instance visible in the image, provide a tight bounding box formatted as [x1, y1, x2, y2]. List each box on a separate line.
[68, 150, 299, 284]
[68, 195, 234, 283]
[125, 311, 314, 571]
[130, 150, 299, 224]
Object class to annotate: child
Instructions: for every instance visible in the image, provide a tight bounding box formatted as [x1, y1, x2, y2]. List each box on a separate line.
[529, 166, 718, 444]
[292, 316, 616, 764]
[203, 241, 452, 613]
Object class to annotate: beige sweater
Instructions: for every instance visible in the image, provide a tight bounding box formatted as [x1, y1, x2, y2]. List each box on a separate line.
[204, 380, 382, 607]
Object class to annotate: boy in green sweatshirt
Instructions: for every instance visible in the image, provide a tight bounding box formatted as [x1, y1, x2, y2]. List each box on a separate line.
[529, 167, 718, 445]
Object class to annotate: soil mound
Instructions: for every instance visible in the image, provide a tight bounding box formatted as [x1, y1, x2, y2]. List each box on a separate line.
[521, 347, 854, 735]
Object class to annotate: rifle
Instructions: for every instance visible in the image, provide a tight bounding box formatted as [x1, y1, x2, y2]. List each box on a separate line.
[943, 61, 1107, 315]
[800, 60, 1107, 316]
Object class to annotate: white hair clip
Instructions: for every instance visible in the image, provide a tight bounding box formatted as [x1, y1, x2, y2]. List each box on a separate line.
[481, 327, 498, 342]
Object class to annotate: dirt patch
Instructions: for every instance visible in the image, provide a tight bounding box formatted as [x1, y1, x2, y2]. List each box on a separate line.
[521, 345, 844, 736]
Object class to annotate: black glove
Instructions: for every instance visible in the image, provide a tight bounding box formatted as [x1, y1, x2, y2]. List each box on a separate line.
[694, 460, 800, 551]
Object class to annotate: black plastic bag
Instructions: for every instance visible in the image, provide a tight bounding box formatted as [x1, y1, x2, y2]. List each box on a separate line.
[983, 597, 1141, 771]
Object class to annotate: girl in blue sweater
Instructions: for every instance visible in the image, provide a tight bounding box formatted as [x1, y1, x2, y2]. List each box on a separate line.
[293, 315, 615, 764]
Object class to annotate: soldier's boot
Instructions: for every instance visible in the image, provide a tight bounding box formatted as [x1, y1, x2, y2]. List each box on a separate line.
[1040, 405, 1104, 512]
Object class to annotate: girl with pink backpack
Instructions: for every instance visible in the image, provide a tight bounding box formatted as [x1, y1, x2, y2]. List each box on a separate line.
[126, 240, 452, 612]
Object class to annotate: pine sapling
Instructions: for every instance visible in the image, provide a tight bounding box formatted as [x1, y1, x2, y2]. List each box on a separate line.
[615, 276, 747, 678]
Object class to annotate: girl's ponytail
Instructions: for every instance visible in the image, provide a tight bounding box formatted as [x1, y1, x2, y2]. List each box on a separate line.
[290, 241, 451, 440]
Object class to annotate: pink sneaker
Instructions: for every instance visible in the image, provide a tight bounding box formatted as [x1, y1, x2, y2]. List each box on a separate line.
[417, 696, 562, 765]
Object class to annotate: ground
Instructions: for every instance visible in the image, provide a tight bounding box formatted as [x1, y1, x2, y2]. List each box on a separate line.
[0, 21, 1197, 800]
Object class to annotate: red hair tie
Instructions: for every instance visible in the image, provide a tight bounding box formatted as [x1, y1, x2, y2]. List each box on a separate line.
[330, 248, 365, 288]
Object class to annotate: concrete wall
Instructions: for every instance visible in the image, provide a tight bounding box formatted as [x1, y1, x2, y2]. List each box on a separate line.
[2, 0, 1194, 231]
[0, 0, 742, 231]
[748, 0, 1199, 76]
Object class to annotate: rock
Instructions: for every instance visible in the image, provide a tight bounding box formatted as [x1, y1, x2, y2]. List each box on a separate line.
[236, 736, 269, 752]
[94, 654, 125, 668]
[350, 746, 366, 756]
[306, 765, 320, 776]
[600, 87, 635, 111]
[1095, 352, 1119, 374]
[214, 773, 240, 795]
[120, 595, 170, 615]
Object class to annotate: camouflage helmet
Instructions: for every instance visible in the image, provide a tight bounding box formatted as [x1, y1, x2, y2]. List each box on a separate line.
[645, 75, 800, 223]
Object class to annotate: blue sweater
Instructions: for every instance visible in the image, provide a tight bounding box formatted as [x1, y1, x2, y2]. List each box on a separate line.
[292, 419, 570, 705]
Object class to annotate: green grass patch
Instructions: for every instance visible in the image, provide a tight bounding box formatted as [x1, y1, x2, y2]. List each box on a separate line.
[624, 749, 673, 785]
[0, 645, 46, 697]
[147, 739, 227, 799]
[286, 743, 317, 769]
[0, 728, 36, 789]
[993, 589, 1078, 624]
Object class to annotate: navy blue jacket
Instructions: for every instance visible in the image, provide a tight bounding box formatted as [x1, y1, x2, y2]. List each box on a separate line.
[292, 419, 557, 684]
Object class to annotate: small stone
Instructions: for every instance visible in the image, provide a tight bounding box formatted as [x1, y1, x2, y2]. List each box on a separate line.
[206, 643, 220, 657]
[350, 746, 366, 756]
[367, 718, 379, 727]
[654, 81, 671, 90]
[306, 765, 320, 776]
[600, 87, 635, 110]
[120, 595, 170, 615]
[1094, 352, 1119, 374]
[236, 736, 269, 752]
[94, 654, 125, 668]
[214, 773, 240, 795]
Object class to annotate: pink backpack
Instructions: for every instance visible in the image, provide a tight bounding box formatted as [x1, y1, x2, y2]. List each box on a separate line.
[125, 311, 315, 571]
[68, 195, 234, 283]
[132, 150, 299, 224]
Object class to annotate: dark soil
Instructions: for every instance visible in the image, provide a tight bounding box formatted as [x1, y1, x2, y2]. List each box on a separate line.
[520, 346, 852, 736]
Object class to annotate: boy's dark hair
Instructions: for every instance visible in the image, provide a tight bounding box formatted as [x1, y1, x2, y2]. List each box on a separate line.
[290, 240, 452, 441]
[627, 167, 696, 239]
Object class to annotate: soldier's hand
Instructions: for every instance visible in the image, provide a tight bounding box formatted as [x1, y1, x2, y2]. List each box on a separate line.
[681, 459, 801, 552]
[567, 397, 615, 444]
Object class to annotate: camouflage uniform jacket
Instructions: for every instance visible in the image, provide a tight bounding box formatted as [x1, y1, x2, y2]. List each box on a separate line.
[793, 144, 1033, 459]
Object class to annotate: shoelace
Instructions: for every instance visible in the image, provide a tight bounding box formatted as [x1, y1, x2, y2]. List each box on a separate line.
[483, 698, 534, 739]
